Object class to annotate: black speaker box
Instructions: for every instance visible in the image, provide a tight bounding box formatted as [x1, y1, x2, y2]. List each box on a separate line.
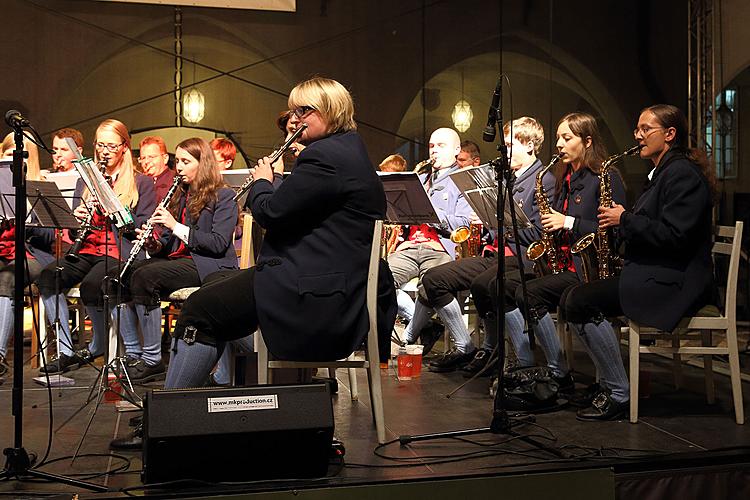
[142, 383, 334, 484]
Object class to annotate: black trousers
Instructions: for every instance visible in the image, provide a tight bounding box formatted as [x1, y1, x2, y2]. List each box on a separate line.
[37, 254, 120, 308]
[513, 270, 581, 319]
[562, 276, 622, 324]
[125, 257, 201, 306]
[0, 256, 44, 297]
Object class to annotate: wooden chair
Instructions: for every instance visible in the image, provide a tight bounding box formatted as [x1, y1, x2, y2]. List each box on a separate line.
[255, 220, 387, 444]
[627, 222, 745, 424]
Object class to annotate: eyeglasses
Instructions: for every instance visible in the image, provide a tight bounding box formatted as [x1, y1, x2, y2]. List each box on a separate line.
[633, 125, 664, 139]
[291, 106, 315, 118]
[95, 141, 125, 152]
[138, 154, 164, 163]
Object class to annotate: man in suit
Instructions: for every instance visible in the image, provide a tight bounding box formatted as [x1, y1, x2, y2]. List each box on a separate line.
[161, 77, 396, 388]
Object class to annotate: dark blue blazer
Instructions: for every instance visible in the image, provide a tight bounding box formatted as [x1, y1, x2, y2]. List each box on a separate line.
[157, 187, 239, 282]
[506, 158, 556, 272]
[249, 130, 388, 361]
[26, 223, 55, 267]
[557, 165, 627, 280]
[618, 148, 714, 332]
[73, 174, 156, 259]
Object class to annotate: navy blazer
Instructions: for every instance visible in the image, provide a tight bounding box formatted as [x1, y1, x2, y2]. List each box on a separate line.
[506, 159, 556, 272]
[557, 165, 627, 280]
[156, 187, 239, 282]
[249, 130, 388, 361]
[618, 148, 714, 332]
[72, 174, 156, 259]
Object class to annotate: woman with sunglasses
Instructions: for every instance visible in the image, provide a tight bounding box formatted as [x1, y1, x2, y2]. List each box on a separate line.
[561, 104, 715, 420]
[159, 77, 394, 389]
[38, 119, 156, 375]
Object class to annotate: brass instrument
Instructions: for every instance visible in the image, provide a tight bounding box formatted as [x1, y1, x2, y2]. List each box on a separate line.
[571, 144, 643, 282]
[382, 224, 402, 257]
[119, 174, 184, 280]
[413, 157, 435, 174]
[233, 123, 308, 202]
[526, 153, 564, 275]
[451, 223, 483, 259]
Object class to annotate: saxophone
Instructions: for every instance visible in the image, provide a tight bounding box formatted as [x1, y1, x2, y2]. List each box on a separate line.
[119, 174, 184, 280]
[526, 153, 564, 275]
[571, 144, 642, 282]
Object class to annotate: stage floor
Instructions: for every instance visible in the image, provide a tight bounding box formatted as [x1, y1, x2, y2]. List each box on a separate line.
[1, 337, 750, 499]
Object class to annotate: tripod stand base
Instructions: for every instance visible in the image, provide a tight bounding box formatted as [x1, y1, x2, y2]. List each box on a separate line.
[1, 446, 108, 491]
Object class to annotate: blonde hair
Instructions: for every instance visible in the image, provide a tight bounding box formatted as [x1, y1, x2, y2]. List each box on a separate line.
[288, 77, 357, 134]
[91, 119, 139, 208]
[503, 116, 545, 155]
[2, 132, 42, 181]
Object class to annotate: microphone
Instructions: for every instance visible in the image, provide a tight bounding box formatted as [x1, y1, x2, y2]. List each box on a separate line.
[4, 109, 30, 129]
[482, 77, 502, 143]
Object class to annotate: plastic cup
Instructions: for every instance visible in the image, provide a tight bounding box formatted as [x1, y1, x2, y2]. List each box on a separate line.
[397, 350, 413, 380]
[406, 345, 424, 378]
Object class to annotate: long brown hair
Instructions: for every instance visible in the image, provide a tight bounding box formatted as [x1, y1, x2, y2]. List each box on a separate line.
[642, 104, 717, 201]
[170, 137, 224, 220]
[554, 112, 609, 193]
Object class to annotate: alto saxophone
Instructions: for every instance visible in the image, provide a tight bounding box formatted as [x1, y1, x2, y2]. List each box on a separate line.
[571, 144, 642, 282]
[119, 174, 184, 280]
[526, 153, 564, 275]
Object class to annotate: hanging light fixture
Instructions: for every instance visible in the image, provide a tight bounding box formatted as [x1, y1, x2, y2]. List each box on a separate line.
[182, 54, 205, 124]
[452, 69, 472, 132]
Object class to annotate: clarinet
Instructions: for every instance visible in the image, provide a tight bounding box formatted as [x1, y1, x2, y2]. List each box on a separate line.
[119, 174, 184, 280]
[233, 123, 308, 201]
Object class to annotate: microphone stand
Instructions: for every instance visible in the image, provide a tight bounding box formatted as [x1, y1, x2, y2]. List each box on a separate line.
[397, 82, 568, 461]
[0, 117, 106, 491]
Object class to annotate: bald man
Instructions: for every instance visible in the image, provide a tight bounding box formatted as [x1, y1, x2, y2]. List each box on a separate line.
[387, 127, 473, 357]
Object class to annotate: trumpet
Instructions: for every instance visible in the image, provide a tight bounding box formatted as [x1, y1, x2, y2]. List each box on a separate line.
[413, 157, 435, 174]
[233, 123, 308, 202]
[119, 174, 184, 280]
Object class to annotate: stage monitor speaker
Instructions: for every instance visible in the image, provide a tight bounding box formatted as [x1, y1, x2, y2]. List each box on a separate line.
[142, 383, 334, 484]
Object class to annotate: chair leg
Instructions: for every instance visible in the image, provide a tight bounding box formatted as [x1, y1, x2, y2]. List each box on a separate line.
[629, 323, 640, 423]
[366, 358, 386, 444]
[344, 354, 359, 401]
[557, 314, 574, 373]
[725, 325, 745, 425]
[30, 294, 40, 369]
[37, 295, 47, 370]
[255, 329, 269, 384]
[701, 330, 715, 405]
[671, 333, 683, 389]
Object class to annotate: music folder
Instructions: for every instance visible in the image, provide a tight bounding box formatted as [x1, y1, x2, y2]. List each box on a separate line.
[377, 171, 439, 225]
[449, 163, 531, 230]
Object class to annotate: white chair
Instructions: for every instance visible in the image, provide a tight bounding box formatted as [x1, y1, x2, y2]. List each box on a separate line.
[256, 220, 387, 444]
[628, 222, 745, 424]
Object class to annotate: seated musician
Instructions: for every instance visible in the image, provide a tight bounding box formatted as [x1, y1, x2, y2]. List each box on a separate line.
[38, 119, 156, 375]
[160, 77, 395, 388]
[210, 137, 237, 171]
[379, 154, 407, 173]
[456, 140, 481, 168]
[406, 117, 552, 374]
[117, 137, 238, 382]
[0, 134, 54, 379]
[387, 127, 472, 344]
[561, 104, 715, 420]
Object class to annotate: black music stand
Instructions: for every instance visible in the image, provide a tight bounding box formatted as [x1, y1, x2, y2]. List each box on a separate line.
[0, 122, 106, 492]
[26, 181, 80, 383]
[378, 171, 440, 226]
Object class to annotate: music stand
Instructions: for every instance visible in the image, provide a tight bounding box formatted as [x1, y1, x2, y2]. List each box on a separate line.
[25, 181, 80, 380]
[449, 163, 532, 230]
[378, 171, 439, 225]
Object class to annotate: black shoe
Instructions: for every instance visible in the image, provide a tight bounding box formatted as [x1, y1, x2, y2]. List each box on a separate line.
[124, 358, 166, 383]
[0, 354, 8, 377]
[553, 372, 575, 394]
[418, 322, 444, 357]
[569, 382, 601, 408]
[461, 348, 494, 377]
[73, 347, 101, 367]
[39, 353, 80, 375]
[110, 424, 143, 450]
[428, 348, 477, 373]
[576, 390, 628, 421]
